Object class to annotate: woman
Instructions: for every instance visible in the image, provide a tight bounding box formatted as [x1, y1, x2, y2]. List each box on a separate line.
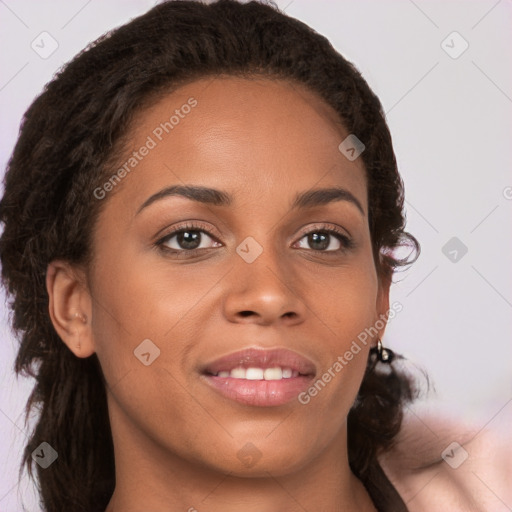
[3, 1, 505, 511]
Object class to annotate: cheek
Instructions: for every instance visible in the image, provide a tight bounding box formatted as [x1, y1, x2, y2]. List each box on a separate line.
[90, 242, 196, 334]
[300, 263, 379, 402]
[88, 246, 224, 397]
[315, 258, 379, 343]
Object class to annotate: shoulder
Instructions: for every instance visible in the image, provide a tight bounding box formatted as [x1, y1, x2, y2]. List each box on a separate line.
[378, 401, 512, 512]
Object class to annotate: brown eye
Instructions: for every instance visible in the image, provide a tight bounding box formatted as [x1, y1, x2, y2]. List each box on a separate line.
[158, 224, 221, 253]
[295, 226, 354, 253]
[163, 229, 209, 251]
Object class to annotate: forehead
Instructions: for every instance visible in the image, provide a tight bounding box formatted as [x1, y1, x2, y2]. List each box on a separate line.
[102, 76, 367, 215]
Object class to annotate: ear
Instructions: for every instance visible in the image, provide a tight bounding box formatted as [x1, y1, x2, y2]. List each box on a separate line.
[46, 260, 95, 358]
[374, 271, 391, 345]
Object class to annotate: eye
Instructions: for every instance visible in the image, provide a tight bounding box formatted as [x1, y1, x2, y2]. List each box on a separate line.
[156, 222, 221, 254]
[294, 225, 354, 253]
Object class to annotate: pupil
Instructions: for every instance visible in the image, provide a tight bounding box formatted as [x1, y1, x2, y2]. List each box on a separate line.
[178, 230, 200, 249]
[309, 232, 328, 250]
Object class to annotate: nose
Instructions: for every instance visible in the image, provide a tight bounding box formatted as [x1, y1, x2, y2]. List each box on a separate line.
[222, 241, 307, 326]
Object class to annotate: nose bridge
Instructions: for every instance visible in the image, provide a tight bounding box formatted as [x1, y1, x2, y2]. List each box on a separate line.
[223, 230, 305, 323]
[235, 230, 289, 288]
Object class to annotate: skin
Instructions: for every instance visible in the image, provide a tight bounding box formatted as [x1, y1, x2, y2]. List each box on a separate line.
[46, 77, 391, 512]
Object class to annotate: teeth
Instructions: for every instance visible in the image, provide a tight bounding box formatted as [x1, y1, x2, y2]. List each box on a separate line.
[264, 367, 282, 380]
[214, 366, 300, 380]
[230, 367, 246, 378]
[246, 368, 264, 380]
[282, 368, 292, 378]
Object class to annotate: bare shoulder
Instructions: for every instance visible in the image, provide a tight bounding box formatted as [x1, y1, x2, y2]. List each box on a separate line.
[378, 401, 512, 512]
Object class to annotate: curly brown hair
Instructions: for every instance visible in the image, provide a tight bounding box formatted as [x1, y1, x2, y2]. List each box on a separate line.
[0, 1, 420, 511]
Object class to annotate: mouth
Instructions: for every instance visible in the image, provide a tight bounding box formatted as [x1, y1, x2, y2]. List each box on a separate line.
[199, 347, 316, 407]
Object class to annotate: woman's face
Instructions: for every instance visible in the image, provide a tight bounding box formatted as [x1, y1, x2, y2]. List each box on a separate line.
[72, 77, 389, 478]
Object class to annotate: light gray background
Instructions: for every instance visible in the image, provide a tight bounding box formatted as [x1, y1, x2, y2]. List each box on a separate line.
[1, 0, 511, 510]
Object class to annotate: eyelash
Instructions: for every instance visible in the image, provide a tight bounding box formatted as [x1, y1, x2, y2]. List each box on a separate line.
[155, 221, 355, 257]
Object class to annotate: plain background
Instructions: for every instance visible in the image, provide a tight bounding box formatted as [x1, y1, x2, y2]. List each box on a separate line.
[1, 0, 511, 510]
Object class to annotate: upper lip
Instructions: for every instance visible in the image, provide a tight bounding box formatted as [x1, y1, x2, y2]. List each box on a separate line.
[201, 347, 317, 376]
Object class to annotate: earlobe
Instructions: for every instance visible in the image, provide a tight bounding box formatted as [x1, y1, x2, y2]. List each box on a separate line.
[46, 260, 95, 358]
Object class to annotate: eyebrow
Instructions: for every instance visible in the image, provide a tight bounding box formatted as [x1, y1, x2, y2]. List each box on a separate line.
[136, 184, 365, 216]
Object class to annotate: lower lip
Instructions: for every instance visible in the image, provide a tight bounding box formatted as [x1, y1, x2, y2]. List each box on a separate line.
[201, 374, 314, 407]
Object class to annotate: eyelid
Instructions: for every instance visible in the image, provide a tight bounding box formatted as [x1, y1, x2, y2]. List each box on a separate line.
[154, 220, 221, 244]
[293, 223, 355, 253]
[295, 222, 352, 241]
